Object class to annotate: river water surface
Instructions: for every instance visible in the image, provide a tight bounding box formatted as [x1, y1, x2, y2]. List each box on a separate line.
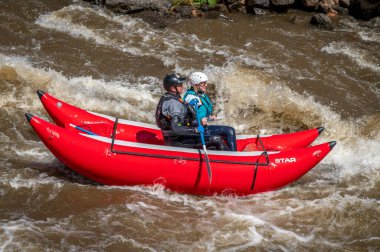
[0, 0, 379, 251]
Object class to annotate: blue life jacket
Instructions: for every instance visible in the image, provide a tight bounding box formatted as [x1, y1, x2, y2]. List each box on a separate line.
[184, 88, 213, 119]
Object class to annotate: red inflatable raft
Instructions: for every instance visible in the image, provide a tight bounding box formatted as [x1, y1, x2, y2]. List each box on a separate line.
[36, 90, 324, 152]
[25, 92, 336, 196]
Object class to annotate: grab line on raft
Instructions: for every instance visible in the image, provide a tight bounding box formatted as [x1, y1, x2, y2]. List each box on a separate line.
[251, 135, 270, 191]
[109, 118, 270, 168]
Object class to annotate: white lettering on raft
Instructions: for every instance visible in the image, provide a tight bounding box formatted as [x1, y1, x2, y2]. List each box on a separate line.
[274, 157, 296, 163]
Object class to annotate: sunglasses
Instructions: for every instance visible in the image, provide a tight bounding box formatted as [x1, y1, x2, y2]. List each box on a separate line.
[198, 82, 207, 87]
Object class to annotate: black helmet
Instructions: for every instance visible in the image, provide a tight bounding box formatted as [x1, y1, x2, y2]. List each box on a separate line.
[163, 74, 186, 91]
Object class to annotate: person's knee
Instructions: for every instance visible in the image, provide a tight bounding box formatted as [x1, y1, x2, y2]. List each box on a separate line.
[209, 135, 229, 151]
[226, 126, 235, 136]
[227, 129, 235, 137]
[209, 135, 223, 144]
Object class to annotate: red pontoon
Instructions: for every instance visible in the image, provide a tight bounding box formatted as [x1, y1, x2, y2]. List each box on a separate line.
[26, 113, 336, 196]
[36, 90, 325, 152]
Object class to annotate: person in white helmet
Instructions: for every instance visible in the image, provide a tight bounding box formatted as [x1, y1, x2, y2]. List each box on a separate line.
[184, 72, 216, 122]
[184, 72, 237, 151]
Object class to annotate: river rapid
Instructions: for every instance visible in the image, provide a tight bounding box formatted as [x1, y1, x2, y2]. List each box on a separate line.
[0, 0, 379, 251]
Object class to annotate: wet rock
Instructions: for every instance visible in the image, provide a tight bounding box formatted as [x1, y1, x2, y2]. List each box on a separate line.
[83, 0, 106, 6]
[172, 5, 193, 18]
[104, 0, 171, 14]
[310, 13, 333, 29]
[83, 0, 379, 23]
[289, 15, 308, 24]
[270, 0, 296, 12]
[271, 0, 296, 6]
[349, 0, 380, 20]
[203, 10, 221, 19]
[217, 3, 232, 13]
[200, 4, 211, 12]
[94, 0, 106, 6]
[362, 16, 380, 28]
[300, 0, 320, 9]
[222, 0, 241, 12]
[253, 7, 269, 14]
[228, 1, 244, 11]
[246, 0, 270, 13]
[317, 0, 339, 13]
[130, 11, 172, 28]
[339, 0, 350, 8]
[335, 6, 349, 14]
[348, 16, 380, 28]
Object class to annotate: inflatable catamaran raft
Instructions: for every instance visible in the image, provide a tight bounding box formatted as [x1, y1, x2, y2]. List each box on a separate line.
[25, 90, 336, 196]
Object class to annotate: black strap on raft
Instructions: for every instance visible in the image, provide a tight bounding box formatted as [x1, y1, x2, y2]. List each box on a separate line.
[255, 134, 262, 150]
[250, 135, 270, 191]
[110, 117, 119, 152]
[107, 117, 270, 191]
[110, 117, 198, 160]
[109, 117, 270, 182]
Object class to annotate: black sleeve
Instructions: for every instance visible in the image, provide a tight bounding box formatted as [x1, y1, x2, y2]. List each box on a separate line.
[170, 115, 197, 135]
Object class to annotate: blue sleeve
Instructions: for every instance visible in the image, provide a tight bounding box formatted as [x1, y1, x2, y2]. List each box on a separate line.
[200, 94, 213, 117]
[197, 105, 208, 119]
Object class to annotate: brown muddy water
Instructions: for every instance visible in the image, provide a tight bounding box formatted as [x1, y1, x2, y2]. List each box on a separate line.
[0, 0, 379, 251]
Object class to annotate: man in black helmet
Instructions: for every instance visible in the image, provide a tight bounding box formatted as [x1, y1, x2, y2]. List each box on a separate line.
[155, 74, 229, 151]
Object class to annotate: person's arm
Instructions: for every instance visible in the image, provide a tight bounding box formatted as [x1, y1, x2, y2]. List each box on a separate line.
[162, 99, 198, 135]
[170, 115, 198, 135]
[197, 105, 208, 120]
[186, 94, 211, 124]
[200, 94, 213, 119]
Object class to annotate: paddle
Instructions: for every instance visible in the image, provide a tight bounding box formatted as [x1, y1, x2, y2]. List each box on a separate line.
[69, 123, 98, 136]
[191, 100, 212, 184]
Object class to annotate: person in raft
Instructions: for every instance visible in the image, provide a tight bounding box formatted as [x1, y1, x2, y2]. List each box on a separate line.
[184, 72, 237, 151]
[155, 73, 235, 151]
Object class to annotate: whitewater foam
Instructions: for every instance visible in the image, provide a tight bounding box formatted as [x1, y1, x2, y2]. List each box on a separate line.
[358, 31, 380, 43]
[0, 53, 159, 122]
[7, 173, 63, 190]
[208, 64, 380, 188]
[1, 3, 379, 251]
[14, 148, 51, 159]
[110, 235, 156, 251]
[321, 42, 380, 73]
[1, 51, 379, 190]
[34, 4, 270, 72]
[0, 219, 41, 251]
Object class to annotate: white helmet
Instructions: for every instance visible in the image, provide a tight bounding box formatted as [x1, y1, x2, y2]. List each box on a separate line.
[189, 72, 208, 86]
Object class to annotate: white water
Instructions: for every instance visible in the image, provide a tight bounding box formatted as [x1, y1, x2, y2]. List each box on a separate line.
[1, 51, 379, 192]
[1, 1, 380, 250]
[321, 41, 380, 73]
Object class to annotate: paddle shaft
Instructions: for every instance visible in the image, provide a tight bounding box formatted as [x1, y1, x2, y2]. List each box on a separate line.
[69, 123, 98, 136]
[194, 105, 212, 183]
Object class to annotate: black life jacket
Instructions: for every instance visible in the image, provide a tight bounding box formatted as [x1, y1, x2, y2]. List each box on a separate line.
[155, 93, 196, 130]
